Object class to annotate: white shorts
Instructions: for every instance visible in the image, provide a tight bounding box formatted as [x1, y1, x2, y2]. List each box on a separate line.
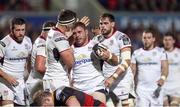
[43, 78, 70, 92]
[136, 87, 164, 107]
[110, 68, 136, 100]
[0, 78, 25, 105]
[26, 78, 43, 104]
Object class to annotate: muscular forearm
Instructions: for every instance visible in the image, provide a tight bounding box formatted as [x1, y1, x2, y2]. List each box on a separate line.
[106, 53, 119, 66]
[161, 60, 169, 79]
[0, 68, 7, 78]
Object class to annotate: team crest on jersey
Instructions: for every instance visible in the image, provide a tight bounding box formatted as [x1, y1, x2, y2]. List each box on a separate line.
[12, 46, 17, 51]
[120, 35, 131, 45]
[0, 41, 6, 47]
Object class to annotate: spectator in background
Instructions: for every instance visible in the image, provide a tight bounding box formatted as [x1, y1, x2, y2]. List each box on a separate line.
[162, 32, 180, 107]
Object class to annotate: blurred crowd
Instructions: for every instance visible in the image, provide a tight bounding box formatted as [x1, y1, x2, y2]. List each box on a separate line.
[98, 0, 180, 12]
[0, 0, 179, 50]
[0, 0, 50, 11]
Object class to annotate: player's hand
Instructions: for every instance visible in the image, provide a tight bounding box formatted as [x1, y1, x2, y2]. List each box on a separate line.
[99, 49, 111, 61]
[157, 78, 165, 86]
[153, 85, 161, 98]
[93, 43, 110, 60]
[80, 16, 90, 26]
[104, 76, 115, 87]
[4, 74, 19, 87]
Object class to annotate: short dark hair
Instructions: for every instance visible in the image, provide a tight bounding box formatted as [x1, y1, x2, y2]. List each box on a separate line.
[57, 9, 77, 25]
[73, 22, 86, 30]
[143, 28, 157, 37]
[32, 90, 52, 106]
[10, 17, 26, 30]
[100, 13, 115, 22]
[42, 21, 56, 31]
[164, 32, 176, 40]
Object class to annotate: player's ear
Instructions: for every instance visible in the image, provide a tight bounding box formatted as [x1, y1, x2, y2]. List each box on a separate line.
[111, 22, 115, 27]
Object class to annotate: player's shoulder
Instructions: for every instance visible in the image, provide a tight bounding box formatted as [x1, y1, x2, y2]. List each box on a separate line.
[35, 36, 46, 44]
[49, 29, 67, 42]
[155, 47, 164, 52]
[174, 47, 180, 52]
[133, 48, 143, 55]
[0, 35, 11, 47]
[24, 36, 32, 45]
[114, 31, 129, 39]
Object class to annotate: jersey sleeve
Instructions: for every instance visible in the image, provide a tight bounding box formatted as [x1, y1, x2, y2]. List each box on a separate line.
[53, 36, 70, 52]
[117, 34, 131, 49]
[36, 40, 46, 57]
[26, 36, 32, 55]
[160, 50, 168, 61]
[131, 51, 137, 64]
[0, 40, 6, 66]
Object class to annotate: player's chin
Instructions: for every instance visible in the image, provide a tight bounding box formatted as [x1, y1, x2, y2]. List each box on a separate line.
[17, 38, 24, 43]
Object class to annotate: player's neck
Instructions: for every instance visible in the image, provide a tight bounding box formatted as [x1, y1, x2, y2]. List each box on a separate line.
[74, 38, 90, 47]
[10, 33, 23, 44]
[165, 46, 174, 52]
[104, 28, 116, 38]
[143, 45, 154, 51]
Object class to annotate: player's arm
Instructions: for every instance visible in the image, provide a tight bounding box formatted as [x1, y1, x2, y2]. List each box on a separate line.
[59, 48, 74, 74]
[157, 59, 169, 86]
[35, 55, 46, 74]
[0, 41, 19, 86]
[109, 47, 131, 79]
[130, 63, 137, 77]
[0, 65, 18, 86]
[26, 54, 31, 73]
[105, 47, 131, 87]
[35, 42, 47, 74]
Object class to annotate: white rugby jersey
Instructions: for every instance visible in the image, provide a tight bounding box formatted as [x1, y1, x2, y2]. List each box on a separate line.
[131, 47, 167, 90]
[43, 27, 70, 83]
[0, 35, 32, 79]
[26, 35, 46, 82]
[163, 48, 180, 88]
[72, 40, 104, 93]
[96, 31, 132, 78]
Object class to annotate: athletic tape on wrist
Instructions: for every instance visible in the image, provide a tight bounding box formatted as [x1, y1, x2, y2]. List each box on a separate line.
[112, 73, 118, 79]
[108, 53, 112, 61]
[160, 75, 166, 81]
[118, 65, 125, 72]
